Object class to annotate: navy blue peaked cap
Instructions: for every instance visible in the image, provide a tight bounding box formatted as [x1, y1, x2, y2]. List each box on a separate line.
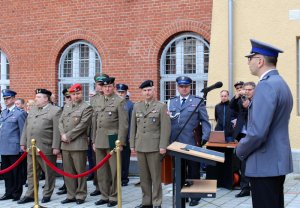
[116, 84, 128, 91]
[176, 76, 192, 85]
[246, 39, 283, 58]
[2, 89, 17, 98]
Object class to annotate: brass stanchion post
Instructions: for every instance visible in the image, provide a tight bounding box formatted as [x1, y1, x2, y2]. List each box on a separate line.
[31, 139, 46, 208]
[115, 140, 122, 208]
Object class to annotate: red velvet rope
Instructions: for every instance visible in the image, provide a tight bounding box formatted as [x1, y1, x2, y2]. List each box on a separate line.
[39, 150, 112, 179]
[0, 152, 28, 175]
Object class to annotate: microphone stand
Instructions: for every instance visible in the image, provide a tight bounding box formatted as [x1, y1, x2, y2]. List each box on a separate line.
[171, 90, 207, 208]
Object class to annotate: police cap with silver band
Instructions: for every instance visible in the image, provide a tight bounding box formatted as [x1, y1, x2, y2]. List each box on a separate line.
[139, 80, 154, 89]
[2, 89, 17, 98]
[245, 39, 283, 58]
[176, 76, 192, 85]
[36, 88, 52, 96]
[116, 83, 128, 92]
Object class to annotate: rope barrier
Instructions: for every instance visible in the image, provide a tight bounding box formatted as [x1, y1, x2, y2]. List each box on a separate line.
[38, 149, 113, 179]
[0, 152, 28, 175]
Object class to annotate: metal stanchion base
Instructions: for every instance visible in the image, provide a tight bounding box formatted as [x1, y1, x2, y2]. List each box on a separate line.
[32, 205, 47, 208]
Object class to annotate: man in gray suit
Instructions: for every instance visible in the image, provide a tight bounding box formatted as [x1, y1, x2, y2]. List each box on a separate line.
[236, 39, 293, 208]
[19, 89, 62, 204]
[0, 89, 27, 201]
[130, 80, 170, 208]
[168, 76, 211, 207]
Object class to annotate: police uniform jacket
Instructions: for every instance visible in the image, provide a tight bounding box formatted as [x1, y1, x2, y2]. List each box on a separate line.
[0, 106, 27, 155]
[168, 95, 211, 145]
[21, 104, 61, 155]
[59, 100, 93, 151]
[236, 70, 293, 177]
[92, 93, 128, 148]
[130, 100, 170, 152]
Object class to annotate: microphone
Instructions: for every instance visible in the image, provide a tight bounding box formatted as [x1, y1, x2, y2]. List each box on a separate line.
[201, 82, 223, 94]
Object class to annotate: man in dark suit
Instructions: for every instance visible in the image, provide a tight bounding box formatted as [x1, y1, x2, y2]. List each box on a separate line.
[230, 82, 256, 197]
[0, 89, 27, 201]
[236, 39, 293, 208]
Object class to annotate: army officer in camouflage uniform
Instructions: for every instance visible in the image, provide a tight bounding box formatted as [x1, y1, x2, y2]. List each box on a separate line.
[19, 89, 62, 204]
[59, 83, 93, 205]
[130, 80, 171, 208]
[92, 77, 128, 207]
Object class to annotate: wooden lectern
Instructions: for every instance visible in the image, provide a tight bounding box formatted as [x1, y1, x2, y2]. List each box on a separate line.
[167, 142, 225, 208]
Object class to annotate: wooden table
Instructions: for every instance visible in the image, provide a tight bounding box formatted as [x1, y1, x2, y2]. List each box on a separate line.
[205, 142, 240, 190]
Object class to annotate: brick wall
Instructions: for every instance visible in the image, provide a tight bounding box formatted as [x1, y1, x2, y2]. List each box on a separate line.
[0, 0, 212, 102]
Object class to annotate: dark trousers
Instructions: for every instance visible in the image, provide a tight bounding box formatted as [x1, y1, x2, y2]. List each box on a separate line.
[187, 160, 200, 201]
[240, 160, 250, 190]
[87, 140, 95, 175]
[121, 144, 131, 184]
[1, 154, 23, 198]
[250, 175, 285, 208]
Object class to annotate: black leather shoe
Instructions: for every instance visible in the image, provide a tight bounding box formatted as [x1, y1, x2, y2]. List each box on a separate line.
[41, 197, 50, 203]
[12, 197, 20, 201]
[189, 199, 199, 206]
[0, 194, 13, 200]
[90, 190, 101, 196]
[76, 199, 85, 204]
[59, 184, 66, 190]
[108, 201, 117, 207]
[17, 197, 34, 204]
[235, 189, 250, 197]
[61, 198, 76, 204]
[121, 182, 128, 186]
[95, 199, 109, 205]
[56, 189, 67, 195]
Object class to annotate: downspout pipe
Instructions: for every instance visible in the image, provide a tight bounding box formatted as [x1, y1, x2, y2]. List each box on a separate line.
[228, 0, 234, 96]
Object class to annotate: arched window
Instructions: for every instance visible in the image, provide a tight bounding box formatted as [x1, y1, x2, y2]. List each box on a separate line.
[160, 33, 209, 102]
[58, 41, 101, 106]
[0, 50, 10, 107]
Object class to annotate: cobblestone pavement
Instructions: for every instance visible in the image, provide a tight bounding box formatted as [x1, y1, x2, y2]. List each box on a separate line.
[0, 173, 299, 207]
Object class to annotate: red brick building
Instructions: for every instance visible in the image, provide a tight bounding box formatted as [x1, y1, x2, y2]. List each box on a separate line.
[0, 0, 212, 105]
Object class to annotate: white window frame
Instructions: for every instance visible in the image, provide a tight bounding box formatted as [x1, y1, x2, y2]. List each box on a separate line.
[58, 41, 102, 106]
[0, 50, 10, 107]
[160, 33, 209, 102]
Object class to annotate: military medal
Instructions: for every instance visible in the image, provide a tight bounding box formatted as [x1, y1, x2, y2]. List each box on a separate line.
[108, 112, 112, 116]
[152, 118, 156, 123]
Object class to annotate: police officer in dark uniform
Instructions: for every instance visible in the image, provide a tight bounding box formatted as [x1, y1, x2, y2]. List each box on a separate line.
[0, 89, 27, 201]
[168, 76, 211, 207]
[115, 83, 134, 186]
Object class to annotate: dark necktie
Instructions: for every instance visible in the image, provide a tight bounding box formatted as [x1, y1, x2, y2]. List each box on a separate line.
[7, 109, 10, 114]
[145, 103, 149, 110]
[181, 98, 186, 107]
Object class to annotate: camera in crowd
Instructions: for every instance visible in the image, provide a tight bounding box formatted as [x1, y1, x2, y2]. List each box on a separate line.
[241, 95, 248, 101]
